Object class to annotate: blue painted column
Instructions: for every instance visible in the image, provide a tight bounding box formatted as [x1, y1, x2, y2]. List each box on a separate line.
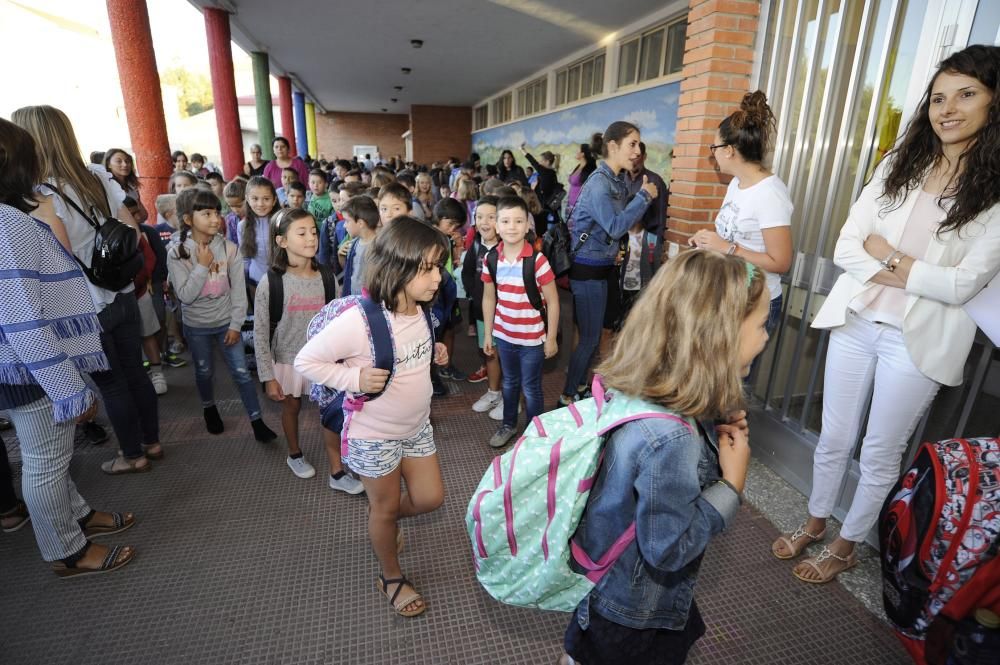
[293, 91, 309, 159]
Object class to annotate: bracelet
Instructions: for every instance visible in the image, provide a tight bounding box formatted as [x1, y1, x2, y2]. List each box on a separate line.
[726, 243, 738, 256]
[717, 478, 744, 504]
[880, 250, 902, 272]
[891, 252, 905, 270]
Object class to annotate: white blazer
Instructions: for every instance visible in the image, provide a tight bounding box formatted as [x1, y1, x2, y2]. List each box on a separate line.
[813, 162, 1000, 386]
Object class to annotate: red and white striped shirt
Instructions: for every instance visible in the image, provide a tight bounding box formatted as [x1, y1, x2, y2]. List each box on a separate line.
[481, 241, 554, 346]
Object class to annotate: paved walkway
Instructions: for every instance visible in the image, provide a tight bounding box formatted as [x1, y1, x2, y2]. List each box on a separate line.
[0, 311, 909, 664]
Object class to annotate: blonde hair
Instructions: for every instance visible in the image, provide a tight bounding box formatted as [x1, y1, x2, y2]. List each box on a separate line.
[12, 105, 111, 217]
[598, 250, 766, 419]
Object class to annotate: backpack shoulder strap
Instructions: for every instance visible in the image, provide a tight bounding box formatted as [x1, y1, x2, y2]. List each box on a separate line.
[317, 264, 338, 304]
[358, 296, 394, 399]
[267, 269, 284, 340]
[485, 246, 498, 285]
[522, 251, 543, 313]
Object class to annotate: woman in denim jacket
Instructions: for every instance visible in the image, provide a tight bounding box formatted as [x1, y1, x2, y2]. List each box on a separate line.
[560, 250, 771, 665]
[560, 121, 659, 406]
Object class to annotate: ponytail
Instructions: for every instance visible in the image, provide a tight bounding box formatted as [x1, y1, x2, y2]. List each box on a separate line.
[175, 225, 191, 260]
[718, 90, 776, 164]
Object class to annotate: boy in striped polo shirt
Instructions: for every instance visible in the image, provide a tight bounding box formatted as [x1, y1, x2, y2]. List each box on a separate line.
[482, 196, 560, 448]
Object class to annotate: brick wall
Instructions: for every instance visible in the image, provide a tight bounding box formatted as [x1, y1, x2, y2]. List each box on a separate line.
[313, 111, 408, 162]
[410, 105, 471, 166]
[667, 0, 760, 250]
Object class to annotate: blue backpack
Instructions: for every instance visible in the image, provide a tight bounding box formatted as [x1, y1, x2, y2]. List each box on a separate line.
[306, 295, 433, 451]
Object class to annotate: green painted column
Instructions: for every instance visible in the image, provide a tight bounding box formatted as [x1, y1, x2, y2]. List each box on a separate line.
[251, 51, 275, 159]
[305, 101, 318, 159]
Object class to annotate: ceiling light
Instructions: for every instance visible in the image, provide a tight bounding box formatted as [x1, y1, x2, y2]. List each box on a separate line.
[381, 108, 388, 112]
[411, 39, 423, 48]
[390, 98, 398, 103]
[394, 86, 403, 91]
[401, 67, 411, 74]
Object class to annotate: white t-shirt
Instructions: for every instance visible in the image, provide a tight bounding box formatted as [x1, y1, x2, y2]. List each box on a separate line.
[714, 175, 793, 300]
[39, 166, 130, 312]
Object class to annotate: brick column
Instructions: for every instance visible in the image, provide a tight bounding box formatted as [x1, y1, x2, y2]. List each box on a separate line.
[105, 0, 172, 209]
[666, 0, 760, 251]
[204, 7, 243, 180]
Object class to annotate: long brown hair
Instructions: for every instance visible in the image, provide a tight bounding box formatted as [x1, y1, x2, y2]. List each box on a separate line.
[598, 250, 767, 419]
[364, 216, 449, 312]
[103, 148, 140, 192]
[12, 105, 111, 217]
[270, 208, 320, 273]
[241, 175, 279, 259]
[880, 45, 1000, 236]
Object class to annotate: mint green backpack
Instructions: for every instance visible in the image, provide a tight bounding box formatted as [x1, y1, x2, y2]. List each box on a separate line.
[466, 377, 694, 612]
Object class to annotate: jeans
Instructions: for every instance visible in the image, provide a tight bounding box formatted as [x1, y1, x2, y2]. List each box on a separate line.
[564, 278, 607, 396]
[495, 338, 545, 428]
[748, 295, 784, 380]
[808, 312, 940, 541]
[89, 292, 160, 459]
[7, 397, 90, 561]
[184, 324, 262, 420]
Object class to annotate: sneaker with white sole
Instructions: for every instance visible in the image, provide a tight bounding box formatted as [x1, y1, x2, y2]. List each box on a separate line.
[329, 473, 365, 494]
[287, 456, 316, 479]
[489, 425, 517, 449]
[149, 369, 168, 395]
[472, 390, 502, 413]
[489, 400, 520, 421]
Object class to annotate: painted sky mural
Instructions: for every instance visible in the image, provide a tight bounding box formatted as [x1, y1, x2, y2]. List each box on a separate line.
[472, 81, 680, 186]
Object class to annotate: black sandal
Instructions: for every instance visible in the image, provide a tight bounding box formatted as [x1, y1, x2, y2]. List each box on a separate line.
[78, 510, 136, 538]
[376, 574, 425, 617]
[52, 542, 135, 578]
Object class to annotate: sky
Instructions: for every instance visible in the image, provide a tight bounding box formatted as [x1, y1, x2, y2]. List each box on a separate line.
[0, 0, 271, 157]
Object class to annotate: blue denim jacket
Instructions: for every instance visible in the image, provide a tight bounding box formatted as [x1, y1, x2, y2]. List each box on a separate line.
[569, 162, 652, 267]
[572, 414, 741, 631]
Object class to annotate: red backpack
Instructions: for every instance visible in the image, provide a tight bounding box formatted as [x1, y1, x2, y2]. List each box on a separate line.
[879, 437, 1000, 664]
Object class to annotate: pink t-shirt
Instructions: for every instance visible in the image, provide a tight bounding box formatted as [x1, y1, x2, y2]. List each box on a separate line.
[293, 304, 432, 440]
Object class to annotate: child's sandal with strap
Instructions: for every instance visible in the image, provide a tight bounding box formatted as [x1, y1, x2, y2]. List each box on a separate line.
[377, 574, 426, 617]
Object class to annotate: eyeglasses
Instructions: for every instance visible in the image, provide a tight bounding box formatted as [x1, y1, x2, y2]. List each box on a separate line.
[708, 143, 731, 153]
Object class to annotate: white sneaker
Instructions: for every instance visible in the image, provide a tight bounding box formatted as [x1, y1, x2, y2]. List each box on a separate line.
[472, 390, 502, 413]
[168, 340, 185, 355]
[149, 369, 168, 395]
[489, 399, 521, 421]
[329, 472, 365, 494]
[286, 455, 316, 479]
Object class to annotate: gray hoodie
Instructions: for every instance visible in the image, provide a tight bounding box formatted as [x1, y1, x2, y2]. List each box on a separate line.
[166, 234, 246, 331]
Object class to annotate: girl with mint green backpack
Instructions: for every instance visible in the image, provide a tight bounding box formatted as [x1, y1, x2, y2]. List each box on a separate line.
[468, 250, 770, 665]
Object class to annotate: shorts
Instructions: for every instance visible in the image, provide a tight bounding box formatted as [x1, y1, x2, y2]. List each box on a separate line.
[475, 320, 496, 349]
[137, 291, 161, 337]
[564, 601, 705, 665]
[150, 280, 166, 326]
[320, 402, 344, 433]
[346, 420, 436, 478]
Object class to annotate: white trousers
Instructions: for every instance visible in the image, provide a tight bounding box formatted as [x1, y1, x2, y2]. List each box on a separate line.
[808, 312, 940, 542]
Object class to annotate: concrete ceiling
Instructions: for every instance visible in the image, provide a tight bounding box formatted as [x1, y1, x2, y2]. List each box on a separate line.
[191, 0, 670, 114]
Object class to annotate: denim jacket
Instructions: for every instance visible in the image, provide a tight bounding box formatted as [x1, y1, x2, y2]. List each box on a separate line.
[569, 162, 652, 267]
[572, 414, 741, 631]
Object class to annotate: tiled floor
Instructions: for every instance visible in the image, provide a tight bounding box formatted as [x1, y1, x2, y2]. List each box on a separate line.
[0, 316, 909, 664]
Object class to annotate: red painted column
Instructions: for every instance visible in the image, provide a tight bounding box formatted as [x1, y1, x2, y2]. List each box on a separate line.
[203, 7, 244, 180]
[278, 76, 297, 156]
[105, 0, 172, 211]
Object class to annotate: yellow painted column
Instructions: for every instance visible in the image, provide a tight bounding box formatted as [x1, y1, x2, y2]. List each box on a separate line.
[305, 101, 318, 158]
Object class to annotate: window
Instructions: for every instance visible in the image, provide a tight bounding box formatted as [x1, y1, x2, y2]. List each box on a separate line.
[517, 77, 547, 117]
[618, 17, 687, 88]
[555, 51, 606, 106]
[491, 92, 512, 125]
[473, 105, 489, 130]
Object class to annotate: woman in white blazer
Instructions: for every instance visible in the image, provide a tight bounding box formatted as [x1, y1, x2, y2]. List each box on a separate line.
[770, 45, 1000, 584]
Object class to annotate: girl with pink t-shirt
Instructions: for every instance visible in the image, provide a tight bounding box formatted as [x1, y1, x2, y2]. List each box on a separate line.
[295, 216, 450, 618]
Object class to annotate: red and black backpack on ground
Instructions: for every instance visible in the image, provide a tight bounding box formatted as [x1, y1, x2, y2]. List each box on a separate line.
[879, 437, 1000, 665]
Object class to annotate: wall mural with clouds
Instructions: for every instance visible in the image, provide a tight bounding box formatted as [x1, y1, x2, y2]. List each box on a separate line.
[472, 81, 680, 186]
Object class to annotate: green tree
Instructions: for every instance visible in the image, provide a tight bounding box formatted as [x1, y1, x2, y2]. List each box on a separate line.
[161, 67, 214, 118]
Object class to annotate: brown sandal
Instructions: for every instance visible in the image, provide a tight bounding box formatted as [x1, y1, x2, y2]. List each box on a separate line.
[1, 501, 30, 533]
[772, 524, 826, 560]
[793, 546, 858, 584]
[377, 574, 425, 617]
[143, 444, 164, 460]
[52, 542, 134, 578]
[79, 510, 136, 539]
[100, 454, 151, 475]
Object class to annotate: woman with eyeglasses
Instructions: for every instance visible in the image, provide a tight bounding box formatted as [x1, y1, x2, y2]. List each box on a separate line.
[689, 91, 793, 342]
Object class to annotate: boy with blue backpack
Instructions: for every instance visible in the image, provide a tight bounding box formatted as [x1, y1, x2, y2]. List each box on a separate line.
[481, 196, 560, 448]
